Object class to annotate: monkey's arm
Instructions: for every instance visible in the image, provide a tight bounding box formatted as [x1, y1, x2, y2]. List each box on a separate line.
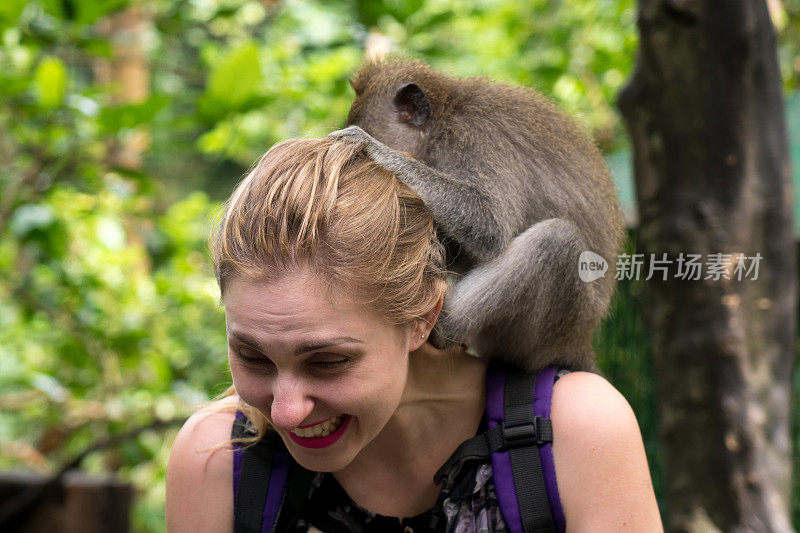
[330, 126, 513, 261]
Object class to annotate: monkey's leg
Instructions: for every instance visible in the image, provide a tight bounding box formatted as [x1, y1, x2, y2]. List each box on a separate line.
[437, 218, 604, 373]
[330, 126, 512, 261]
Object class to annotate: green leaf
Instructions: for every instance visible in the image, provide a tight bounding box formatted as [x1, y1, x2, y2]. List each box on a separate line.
[73, 0, 129, 25]
[77, 37, 114, 58]
[197, 120, 233, 153]
[33, 56, 67, 108]
[0, 0, 26, 29]
[203, 41, 263, 114]
[98, 95, 168, 133]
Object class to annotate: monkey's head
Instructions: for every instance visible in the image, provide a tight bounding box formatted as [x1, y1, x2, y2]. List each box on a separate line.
[346, 58, 451, 158]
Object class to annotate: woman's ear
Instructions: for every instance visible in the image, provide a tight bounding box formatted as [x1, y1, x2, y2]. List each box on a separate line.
[407, 296, 444, 351]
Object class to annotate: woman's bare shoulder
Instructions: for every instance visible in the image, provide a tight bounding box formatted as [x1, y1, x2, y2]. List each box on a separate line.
[166, 398, 239, 533]
[550, 371, 663, 532]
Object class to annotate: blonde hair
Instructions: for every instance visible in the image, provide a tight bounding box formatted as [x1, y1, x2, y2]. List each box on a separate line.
[207, 136, 447, 444]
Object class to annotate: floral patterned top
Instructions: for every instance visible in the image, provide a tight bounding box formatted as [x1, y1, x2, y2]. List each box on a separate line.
[292, 413, 509, 533]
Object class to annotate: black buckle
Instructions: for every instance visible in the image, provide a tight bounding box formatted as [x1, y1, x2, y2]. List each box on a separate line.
[501, 417, 546, 448]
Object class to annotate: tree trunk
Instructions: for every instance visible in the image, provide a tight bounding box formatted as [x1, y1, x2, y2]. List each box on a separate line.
[94, 6, 150, 170]
[618, 1, 796, 531]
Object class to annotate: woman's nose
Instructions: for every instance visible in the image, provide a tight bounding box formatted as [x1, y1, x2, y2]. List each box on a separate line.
[269, 374, 314, 431]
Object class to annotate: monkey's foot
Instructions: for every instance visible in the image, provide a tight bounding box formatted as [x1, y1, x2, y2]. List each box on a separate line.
[427, 326, 450, 349]
[428, 313, 470, 350]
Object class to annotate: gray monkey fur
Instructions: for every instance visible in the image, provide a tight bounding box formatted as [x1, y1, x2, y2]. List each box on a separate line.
[330, 58, 625, 373]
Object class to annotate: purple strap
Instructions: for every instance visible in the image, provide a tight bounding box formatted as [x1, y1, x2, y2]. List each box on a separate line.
[262, 449, 289, 531]
[485, 362, 566, 533]
[533, 366, 567, 532]
[232, 411, 290, 533]
[486, 364, 521, 533]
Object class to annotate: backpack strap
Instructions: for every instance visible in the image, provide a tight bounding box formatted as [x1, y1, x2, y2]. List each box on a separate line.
[531, 366, 567, 532]
[232, 411, 314, 533]
[434, 362, 566, 533]
[492, 364, 555, 533]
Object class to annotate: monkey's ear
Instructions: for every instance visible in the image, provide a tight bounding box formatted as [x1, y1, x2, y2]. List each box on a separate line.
[394, 83, 430, 127]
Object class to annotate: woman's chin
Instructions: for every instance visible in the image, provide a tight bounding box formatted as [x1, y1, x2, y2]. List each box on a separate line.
[287, 445, 355, 473]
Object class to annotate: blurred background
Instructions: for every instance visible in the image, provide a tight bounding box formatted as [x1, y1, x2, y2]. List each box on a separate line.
[0, 0, 799, 531]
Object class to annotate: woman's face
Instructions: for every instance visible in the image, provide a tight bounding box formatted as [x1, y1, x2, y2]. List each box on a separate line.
[224, 268, 420, 472]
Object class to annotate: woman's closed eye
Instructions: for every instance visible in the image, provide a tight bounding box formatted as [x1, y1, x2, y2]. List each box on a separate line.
[235, 348, 272, 366]
[234, 347, 349, 371]
[311, 358, 349, 369]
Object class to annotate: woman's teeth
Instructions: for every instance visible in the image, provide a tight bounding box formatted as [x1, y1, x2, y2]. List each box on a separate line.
[290, 415, 345, 438]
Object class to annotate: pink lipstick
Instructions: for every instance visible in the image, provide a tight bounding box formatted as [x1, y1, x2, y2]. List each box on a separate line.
[288, 415, 352, 449]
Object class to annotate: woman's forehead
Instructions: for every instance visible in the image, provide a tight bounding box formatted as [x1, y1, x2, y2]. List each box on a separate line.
[223, 270, 395, 338]
[225, 272, 348, 320]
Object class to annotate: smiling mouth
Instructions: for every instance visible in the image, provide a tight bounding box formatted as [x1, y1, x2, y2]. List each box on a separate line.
[290, 414, 346, 438]
[287, 414, 352, 449]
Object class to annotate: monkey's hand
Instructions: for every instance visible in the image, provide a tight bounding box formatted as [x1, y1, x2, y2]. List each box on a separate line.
[330, 126, 504, 262]
[329, 126, 416, 175]
[329, 125, 373, 146]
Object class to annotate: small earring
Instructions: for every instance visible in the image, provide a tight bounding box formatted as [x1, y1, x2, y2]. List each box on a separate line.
[421, 333, 426, 339]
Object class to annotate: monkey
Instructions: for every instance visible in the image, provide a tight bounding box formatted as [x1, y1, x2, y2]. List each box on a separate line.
[329, 57, 625, 373]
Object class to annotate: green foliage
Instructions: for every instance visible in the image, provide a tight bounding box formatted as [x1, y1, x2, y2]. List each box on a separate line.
[33, 56, 68, 108]
[0, 182, 228, 529]
[200, 41, 266, 119]
[777, 0, 800, 91]
[1, 1, 798, 532]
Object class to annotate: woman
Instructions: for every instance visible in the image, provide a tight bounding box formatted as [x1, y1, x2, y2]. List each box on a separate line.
[166, 137, 662, 532]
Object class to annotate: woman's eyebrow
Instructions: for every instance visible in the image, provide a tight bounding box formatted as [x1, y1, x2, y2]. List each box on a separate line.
[228, 330, 363, 355]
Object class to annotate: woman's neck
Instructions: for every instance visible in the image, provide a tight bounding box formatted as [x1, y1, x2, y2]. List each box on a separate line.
[333, 344, 487, 518]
